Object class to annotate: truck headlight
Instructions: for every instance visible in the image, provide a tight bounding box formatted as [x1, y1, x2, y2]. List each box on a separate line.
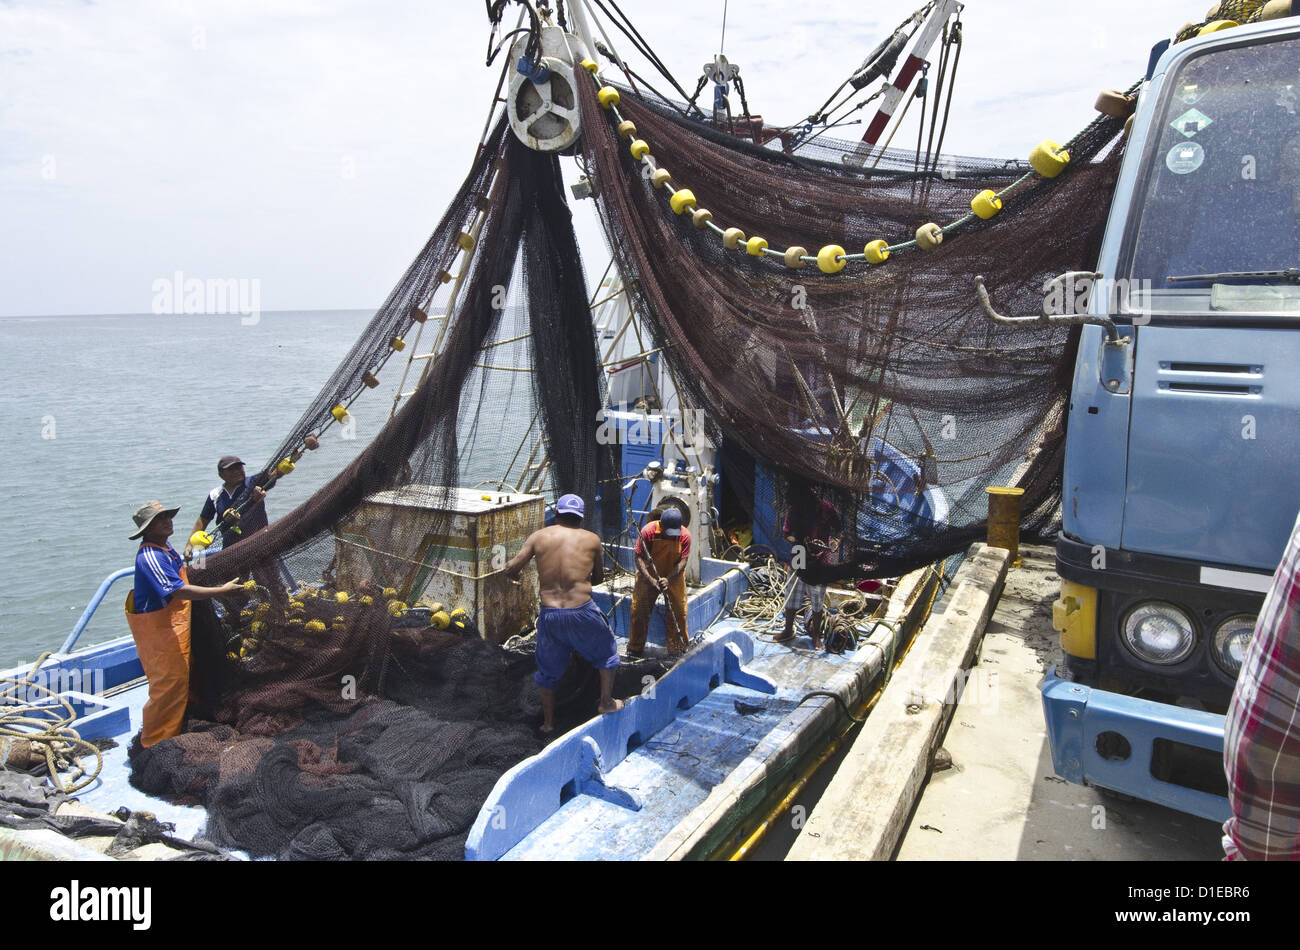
[1122, 602, 1195, 665]
[1211, 614, 1255, 677]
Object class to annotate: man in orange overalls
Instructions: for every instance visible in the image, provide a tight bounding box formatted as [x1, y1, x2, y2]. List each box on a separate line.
[126, 501, 241, 747]
[627, 507, 690, 657]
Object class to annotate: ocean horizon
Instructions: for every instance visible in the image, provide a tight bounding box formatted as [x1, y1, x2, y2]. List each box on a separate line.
[0, 307, 534, 668]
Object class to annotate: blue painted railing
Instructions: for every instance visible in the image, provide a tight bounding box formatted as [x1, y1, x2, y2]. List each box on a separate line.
[60, 568, 134, 655]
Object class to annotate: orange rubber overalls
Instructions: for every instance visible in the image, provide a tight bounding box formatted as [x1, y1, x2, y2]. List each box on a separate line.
[628, 523, 689, 654]
[125, 548, 193, 747]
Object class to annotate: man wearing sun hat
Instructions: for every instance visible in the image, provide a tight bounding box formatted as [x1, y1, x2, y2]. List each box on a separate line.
[504, 493, 623, 735]
[127, 501, 241, 747]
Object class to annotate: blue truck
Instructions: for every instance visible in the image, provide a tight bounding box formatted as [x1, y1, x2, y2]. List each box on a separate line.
[1039, 14, 1300, 822]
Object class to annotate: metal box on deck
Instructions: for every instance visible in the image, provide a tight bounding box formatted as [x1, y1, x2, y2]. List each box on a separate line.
[334, 486, 543, 643]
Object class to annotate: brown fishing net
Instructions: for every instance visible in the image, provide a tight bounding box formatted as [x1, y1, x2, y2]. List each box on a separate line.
[127, 69, 1127, 857]
[577, 77, 1126, 580]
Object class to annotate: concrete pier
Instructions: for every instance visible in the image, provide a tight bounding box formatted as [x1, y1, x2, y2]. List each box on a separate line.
[788, 543, 1224, 861]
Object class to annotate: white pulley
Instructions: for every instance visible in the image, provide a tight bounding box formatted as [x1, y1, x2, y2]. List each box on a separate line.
[507, 27, 586, 153]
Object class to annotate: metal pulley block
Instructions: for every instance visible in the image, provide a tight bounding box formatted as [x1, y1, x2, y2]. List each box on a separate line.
[507, 25, 589, 152]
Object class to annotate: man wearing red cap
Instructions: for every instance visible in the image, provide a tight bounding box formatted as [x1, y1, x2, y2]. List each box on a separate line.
[127, 501, 241, 746]
[505, 493, 623, 735]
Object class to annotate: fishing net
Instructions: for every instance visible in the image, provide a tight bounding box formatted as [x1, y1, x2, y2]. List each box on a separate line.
[577, 77, 1127, 581]
[127, 61, 1127, 857]
[129, 118, 639, 859]
[1175, 0, 1275, 42]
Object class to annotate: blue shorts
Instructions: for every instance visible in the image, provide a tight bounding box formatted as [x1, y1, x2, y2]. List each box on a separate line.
[534, 600, 620, 690]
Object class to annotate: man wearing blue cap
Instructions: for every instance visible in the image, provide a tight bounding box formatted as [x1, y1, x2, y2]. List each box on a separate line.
[504, 493, 623, 735]
[627, 506, 690, 657]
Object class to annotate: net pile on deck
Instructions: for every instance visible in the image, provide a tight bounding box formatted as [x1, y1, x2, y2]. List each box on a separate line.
[129, 75, 1126, 857]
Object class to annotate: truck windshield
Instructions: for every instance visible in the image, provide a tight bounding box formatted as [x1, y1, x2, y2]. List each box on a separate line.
[1127, 35, 1300, 315]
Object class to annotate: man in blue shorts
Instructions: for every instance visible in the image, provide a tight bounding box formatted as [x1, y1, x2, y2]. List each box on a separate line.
[504, 493, 623, 735]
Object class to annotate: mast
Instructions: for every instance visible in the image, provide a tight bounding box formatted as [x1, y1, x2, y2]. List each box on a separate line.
[849, 0, 962, 163]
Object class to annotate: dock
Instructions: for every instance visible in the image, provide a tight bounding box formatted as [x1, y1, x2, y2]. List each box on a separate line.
[788, 543, 1225, 861]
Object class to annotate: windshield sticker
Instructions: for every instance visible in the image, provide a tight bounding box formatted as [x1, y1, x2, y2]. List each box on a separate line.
[1277, 85, 1297, 116]
[1171, 108, 1212, 138]
[1177, 84, 1202, 106]
[1166, 142, 1205, 175]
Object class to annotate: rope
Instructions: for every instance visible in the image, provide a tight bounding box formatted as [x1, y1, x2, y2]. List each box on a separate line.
[331, 535, 510, 582]
[1, 653, 104, 794]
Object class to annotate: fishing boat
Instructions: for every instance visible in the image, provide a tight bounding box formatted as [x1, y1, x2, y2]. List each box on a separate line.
[1, 0, 1128, 861]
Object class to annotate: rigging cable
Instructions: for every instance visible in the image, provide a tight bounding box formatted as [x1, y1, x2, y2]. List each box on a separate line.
[485, 0, 541, 66]
[922, 18, 963, 202]
[588, 0, 699, 110]
[801, 3, 932, 128]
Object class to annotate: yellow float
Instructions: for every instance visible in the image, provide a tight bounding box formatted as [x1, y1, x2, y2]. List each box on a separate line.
[1029, 140, 1070, 178]
[669, 189, 696, 214]
[971, 190, 1002, 220]
[817, 245, 846, 274]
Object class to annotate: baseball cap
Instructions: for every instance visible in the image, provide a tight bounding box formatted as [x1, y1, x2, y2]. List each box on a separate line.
[218, 455, 244, 472]
[660, 507, 682, 536]
[557, 494, 585, 518]
[129, 500, 181, 540]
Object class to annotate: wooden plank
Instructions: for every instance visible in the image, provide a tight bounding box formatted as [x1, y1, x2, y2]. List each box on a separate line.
[786, 543, 1011, 861]
[647, 563, 939, 860]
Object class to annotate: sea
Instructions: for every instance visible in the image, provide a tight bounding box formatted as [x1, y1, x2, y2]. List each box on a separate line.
[0, 308, 538, 669]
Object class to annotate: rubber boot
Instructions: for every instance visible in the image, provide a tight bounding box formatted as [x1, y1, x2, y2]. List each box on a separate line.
[808, 610, 825, 650]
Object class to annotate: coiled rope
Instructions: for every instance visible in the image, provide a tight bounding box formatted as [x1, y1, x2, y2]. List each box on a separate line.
[0, 653, 104, 794]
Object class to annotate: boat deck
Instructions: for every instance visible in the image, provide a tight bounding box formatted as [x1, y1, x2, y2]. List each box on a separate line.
[502, 621, 844, 860]
[46, 678, 220, 846]
[4, 559, 936, 861]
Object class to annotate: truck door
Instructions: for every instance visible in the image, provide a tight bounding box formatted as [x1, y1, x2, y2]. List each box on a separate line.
[1119, 33, 1300, 573]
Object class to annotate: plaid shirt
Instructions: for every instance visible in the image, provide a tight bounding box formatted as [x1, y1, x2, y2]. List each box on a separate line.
[1223, 509, 1300, 860]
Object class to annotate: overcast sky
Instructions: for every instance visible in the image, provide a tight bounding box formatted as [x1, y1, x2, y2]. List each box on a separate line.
[0, 0, 1194, 317]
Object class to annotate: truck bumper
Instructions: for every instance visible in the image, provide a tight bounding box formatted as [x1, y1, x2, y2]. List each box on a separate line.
[1041, 667, 1230, 823]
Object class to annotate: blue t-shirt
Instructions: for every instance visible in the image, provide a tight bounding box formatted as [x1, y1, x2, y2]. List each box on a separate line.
[200, 474, 269, 547]
[134, 542, 185, 614]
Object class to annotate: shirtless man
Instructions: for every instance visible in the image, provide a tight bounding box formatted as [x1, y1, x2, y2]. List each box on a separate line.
[504, 493, 623, 735]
